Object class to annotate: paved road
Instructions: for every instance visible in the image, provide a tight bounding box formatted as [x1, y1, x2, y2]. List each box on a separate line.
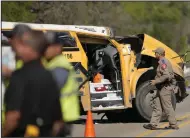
[72, 90, 190, 137]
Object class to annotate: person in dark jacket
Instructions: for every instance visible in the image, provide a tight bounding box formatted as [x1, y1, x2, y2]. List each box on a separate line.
[2, 25, 63, 137]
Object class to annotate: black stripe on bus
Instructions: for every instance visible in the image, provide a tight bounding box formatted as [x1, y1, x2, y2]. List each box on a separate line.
[71, 62, 79, 66]
[71, 62, 89, 77]
[63, 47, 80, 51]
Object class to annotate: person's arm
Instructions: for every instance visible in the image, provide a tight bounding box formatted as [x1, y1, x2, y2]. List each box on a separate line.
[50, 67, 69, 90]
[2, 65, 13, 78]
[3, 72, 24, 137]
[2, 111, 21, 137]
[52, 120, 64, 136]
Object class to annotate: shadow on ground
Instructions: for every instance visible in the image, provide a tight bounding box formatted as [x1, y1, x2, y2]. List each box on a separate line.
[72, 107, 189, 125]
[73, 108, 149, 125]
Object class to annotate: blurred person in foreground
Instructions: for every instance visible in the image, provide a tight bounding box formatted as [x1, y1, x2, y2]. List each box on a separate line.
[44, 32, 80, 137]
[1, 25, 33, 126]
[2, 25, 63, 137]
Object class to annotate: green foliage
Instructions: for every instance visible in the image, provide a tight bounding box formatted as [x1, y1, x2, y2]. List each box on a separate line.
[2, 1, 36, 22]
[122, 2, 190, 54]
[186, 53, 190, 63]
[178, 36, 187, 53]
[2, 1, 190, 56]
[121, 2, 147, 23]
[122, 2, 182, 23]
[184, 47, 190, 62]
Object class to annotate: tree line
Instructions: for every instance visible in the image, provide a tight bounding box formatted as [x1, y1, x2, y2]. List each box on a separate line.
[2, 1, 190, 61]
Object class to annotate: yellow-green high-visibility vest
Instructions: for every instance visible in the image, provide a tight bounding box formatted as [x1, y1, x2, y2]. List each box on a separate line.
[16, 59, 24, 70]
[44, 54, 80, 122]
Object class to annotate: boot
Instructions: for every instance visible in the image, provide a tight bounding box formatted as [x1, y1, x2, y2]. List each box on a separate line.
[165, 125, 179, 130]
[143, 124, 157, 130]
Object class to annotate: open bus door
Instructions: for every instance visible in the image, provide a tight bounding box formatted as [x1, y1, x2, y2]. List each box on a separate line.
[64, 31, 91, 111]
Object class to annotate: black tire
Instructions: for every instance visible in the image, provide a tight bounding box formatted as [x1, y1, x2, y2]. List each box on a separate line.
[105, 108, 141, 122]
[105, 112, 123, 122]
[135, 81, 176, 122]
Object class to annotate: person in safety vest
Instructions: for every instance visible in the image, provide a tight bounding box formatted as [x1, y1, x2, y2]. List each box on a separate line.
[44, 32, 80, 136]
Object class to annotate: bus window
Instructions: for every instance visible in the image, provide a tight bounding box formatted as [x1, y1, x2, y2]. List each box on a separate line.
[2, 30, 77, 48]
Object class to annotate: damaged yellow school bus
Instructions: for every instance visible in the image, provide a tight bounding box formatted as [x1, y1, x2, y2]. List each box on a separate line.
[2, 21, 188, 121]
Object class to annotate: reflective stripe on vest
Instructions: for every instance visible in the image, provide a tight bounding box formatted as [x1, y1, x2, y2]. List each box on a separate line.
[16, 60, 24, 70]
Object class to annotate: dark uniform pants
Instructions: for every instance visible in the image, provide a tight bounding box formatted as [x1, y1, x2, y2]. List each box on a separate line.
[150, 87, 177, 127]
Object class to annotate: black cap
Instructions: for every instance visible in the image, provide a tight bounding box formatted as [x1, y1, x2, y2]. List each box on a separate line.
[44, 32, 59, 45]
[45, 32, 76, 47]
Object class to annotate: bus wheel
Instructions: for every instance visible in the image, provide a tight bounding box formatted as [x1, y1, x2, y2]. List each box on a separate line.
[135, 81, 176, 122]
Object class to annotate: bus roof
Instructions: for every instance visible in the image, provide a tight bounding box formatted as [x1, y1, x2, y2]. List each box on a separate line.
[2, 21, 114, 37]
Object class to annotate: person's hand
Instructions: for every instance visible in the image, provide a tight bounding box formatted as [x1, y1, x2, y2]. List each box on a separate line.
[2, 65, 12, 78]
[150, 80, 156, 85]
[52, 120, 64, 136]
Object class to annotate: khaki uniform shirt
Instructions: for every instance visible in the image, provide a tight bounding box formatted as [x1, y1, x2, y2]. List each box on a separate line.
[154, 57, 174, 90]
